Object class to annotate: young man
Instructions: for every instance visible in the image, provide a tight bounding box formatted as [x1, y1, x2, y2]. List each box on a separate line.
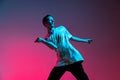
[35, 15, 92, 80]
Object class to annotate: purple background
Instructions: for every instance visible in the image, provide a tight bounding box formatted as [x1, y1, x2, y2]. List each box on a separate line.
[0, 0, 120, 80]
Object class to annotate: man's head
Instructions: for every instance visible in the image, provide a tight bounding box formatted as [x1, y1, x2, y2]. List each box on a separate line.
[42, 15, 54, 29]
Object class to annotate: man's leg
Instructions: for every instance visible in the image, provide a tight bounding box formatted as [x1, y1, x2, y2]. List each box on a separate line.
[47, 66, 66, 80]
[69, 61, 89, 80]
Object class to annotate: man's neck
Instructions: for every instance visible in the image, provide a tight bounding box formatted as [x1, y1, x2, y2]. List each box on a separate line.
[48, 27, 54, 34]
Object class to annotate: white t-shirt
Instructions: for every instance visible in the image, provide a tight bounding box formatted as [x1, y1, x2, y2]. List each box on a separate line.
[46, 26, 84, 66]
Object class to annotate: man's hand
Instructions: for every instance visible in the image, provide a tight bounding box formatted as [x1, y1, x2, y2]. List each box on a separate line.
[87, 39, 93, 44]
[34, 37, 44, 43]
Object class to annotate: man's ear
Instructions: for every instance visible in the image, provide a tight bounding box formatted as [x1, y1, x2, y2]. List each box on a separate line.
[43, 22, 48, 27]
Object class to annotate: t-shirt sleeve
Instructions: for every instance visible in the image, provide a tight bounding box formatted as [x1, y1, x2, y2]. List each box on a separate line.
[62, 26, 72, 39]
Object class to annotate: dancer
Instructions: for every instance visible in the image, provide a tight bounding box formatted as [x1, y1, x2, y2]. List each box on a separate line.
[35, 15, 92, 80]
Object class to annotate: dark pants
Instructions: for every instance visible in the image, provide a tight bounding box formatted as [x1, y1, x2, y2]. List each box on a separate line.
[47, 61, 89, 80]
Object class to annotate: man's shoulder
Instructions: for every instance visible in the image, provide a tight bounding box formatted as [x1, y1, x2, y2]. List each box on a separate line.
[56, 25, 66, 30]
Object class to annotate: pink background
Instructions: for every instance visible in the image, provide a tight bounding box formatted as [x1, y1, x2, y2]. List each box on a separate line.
[0, 0, 120, 80]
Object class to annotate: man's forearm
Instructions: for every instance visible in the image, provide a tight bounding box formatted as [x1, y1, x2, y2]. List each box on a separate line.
[71, 36, 91, 43]
[41, 39, 57, 49]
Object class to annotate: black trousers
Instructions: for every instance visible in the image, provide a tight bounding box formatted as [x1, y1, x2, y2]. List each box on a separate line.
[47, 61, 89, 80]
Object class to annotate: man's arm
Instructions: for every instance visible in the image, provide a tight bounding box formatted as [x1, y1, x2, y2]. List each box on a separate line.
[70, 36, 92, 44]
[35, 37, 57, 49]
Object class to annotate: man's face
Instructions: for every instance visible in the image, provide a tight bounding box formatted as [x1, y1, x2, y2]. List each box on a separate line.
[44, 16, 54, 29]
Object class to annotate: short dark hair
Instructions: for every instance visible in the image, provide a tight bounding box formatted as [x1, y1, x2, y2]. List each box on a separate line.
[42, 15, 52, 25]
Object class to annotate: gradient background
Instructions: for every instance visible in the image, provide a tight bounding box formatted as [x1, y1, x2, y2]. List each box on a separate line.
[0, 0, 120, 80]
